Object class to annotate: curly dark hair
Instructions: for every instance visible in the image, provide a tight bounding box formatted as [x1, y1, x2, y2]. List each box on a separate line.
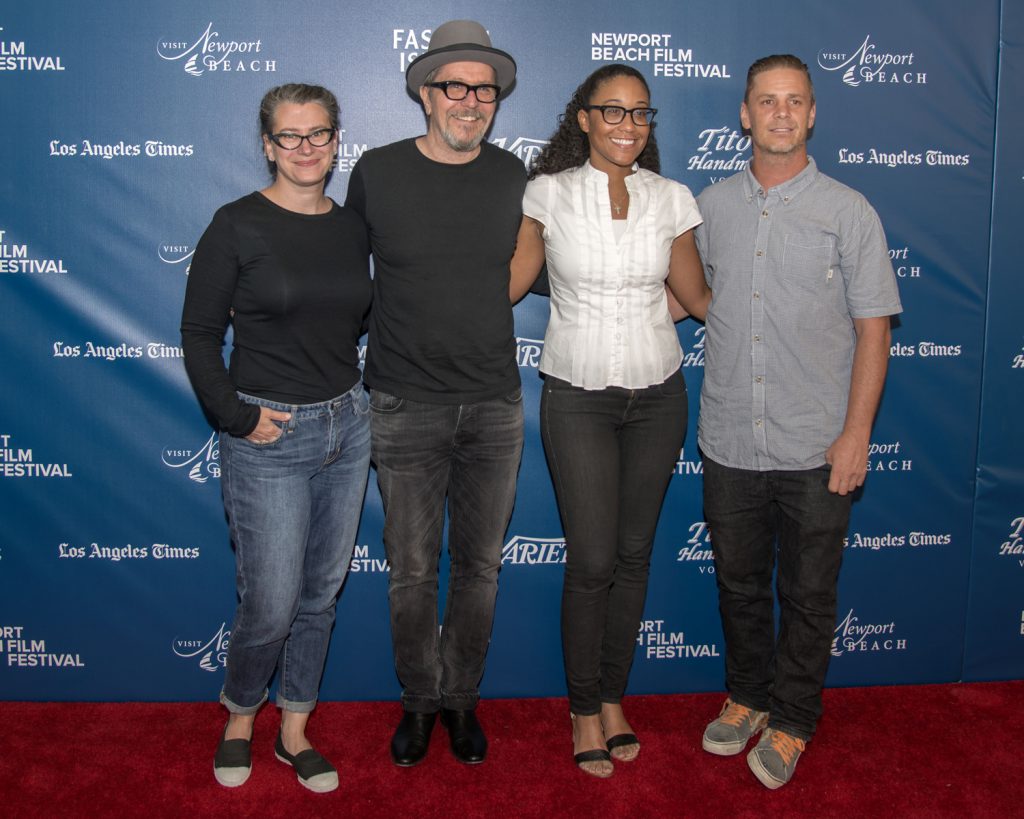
[528, 64, 660, 180]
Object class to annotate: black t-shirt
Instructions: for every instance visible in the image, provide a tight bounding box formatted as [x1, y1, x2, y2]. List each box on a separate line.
[346, 139, 526, 404]
[181, 192, 371, 436]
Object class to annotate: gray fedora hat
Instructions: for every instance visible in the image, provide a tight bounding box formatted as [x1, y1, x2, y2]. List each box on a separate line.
[406, 20, 516, 100]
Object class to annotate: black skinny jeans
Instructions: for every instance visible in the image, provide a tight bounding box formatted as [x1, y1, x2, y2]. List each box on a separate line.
[540, 371, 688, 715]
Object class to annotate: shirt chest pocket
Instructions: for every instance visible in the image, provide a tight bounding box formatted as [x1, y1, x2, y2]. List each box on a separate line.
[779, 234, 844, 329]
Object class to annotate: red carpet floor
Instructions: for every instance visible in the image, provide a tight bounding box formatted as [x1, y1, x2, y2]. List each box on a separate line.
[2, 682, 1021, 818]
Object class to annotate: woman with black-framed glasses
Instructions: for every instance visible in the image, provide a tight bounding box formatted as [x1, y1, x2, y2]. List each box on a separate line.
[510, 64, 708, 779]
[182, 83, 371, 793]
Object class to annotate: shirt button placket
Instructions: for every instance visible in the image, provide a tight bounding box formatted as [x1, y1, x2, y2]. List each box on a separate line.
[751, 197, 770, 461]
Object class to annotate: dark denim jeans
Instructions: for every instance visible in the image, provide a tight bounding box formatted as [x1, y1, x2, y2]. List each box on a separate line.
[541, 371, 688, 715]
[219, 383, 371, 714]
[370, 388, 524, 713]
[702, 456, 852, 740]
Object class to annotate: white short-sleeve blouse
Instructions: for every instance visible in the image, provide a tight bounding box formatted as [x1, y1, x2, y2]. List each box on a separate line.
[523, 162, 702, 390]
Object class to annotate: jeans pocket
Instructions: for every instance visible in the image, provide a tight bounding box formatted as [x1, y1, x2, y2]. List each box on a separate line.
[353, 384, 371, 416]
[230, 423, 286, 450]
[656, 369, 687, 398]
[369, 389, 404, 413]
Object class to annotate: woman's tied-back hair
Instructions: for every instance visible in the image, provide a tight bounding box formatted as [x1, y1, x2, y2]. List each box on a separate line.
[259, 83, 340, 137]
[528, 64, 660, 180]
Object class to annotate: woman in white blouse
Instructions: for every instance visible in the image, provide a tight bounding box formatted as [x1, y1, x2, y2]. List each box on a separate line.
[510, 64, 708, 779]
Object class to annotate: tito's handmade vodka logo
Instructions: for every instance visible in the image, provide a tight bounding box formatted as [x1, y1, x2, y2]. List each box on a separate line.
[999, 516, 1024, 567]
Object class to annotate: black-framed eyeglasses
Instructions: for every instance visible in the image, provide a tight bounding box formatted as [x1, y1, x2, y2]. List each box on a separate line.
[267, 128, 337, 150]
[425, 81, 501, 104]
[583, 105, 657, 126]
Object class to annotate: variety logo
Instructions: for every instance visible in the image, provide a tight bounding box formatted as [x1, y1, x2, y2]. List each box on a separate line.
[590, 32, 731, 80]
[173, 622, 229, 672]
[502, 535, 566, 565]
[999, 516, 1024, 567]
[349, 544, 389, 573]
[0, 433, 72, 478]
[491, 137, 549, 170]
[831, 608, 908, 656]
[817, 35, 926, 87]
[162, 433, 220, 483]
[637, 618, 720, 659]
[0, 228, 67, 274]
[0, 26, 65, 71]
[157, 23, 276, 76]
[1, 625, 84, 668]
[516, 337, 544, 369]
[688, 126, 749, 179]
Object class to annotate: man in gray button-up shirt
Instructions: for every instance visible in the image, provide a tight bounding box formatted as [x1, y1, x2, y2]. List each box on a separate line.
[692, 55, 902, 790]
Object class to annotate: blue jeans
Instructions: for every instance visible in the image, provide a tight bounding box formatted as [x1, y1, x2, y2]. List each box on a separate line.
[702, 457, 852, 740]
[218, 383, 371, 714]
[370, 388, 524, 713]
[541, 371, 689, 715]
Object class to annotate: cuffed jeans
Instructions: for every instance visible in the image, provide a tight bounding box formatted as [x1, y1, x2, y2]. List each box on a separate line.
[218, 383, 371, 714]
[541, 371, 688, 715]
[370, 388, 524, 713]
[702, 456, 852, 740]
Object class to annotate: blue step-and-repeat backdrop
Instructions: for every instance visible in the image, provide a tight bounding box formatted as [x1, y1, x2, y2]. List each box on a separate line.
[1, 0, 1021, 701]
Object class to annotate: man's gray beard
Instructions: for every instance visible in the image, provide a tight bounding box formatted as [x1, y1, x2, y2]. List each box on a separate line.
[440, 115, 487, 153]
[442, 126, 485, 153]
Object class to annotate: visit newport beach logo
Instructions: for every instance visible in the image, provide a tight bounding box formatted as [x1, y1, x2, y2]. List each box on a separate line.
[831, 609, 908, 657]
[162, 432, 220, 483]
[157, 242, 194, 274]
[157, 23, 277, 76]
[817, 36, 925, 88]
[173, 622, 229, 672]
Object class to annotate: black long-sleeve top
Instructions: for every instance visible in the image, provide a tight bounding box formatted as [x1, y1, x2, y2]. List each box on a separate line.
[181, 192, 371, 436]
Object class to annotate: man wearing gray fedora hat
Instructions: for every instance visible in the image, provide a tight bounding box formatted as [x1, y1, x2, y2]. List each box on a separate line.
[346, 20, 526, 767]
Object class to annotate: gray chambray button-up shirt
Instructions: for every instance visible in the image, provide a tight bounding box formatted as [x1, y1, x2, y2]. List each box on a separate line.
[694, 158, 902, 472]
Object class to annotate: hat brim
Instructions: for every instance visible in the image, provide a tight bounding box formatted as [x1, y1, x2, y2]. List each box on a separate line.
[406, 44, 517, 100]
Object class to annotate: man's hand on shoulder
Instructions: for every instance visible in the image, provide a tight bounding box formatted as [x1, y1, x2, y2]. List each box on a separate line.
[825, 431, 869, 495]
